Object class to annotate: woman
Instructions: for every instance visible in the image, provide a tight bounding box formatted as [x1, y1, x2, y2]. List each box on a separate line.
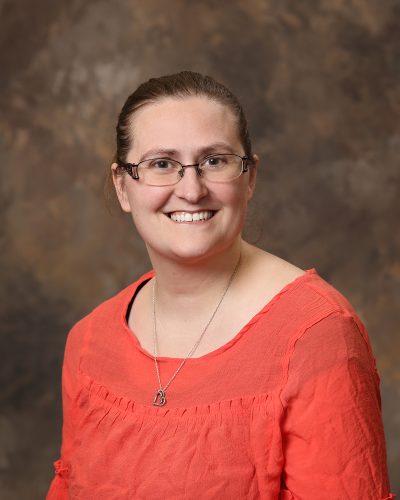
[47, 71, 394, 499]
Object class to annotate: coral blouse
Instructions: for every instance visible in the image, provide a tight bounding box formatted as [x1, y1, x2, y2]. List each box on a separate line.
[47, 268, 395, 499]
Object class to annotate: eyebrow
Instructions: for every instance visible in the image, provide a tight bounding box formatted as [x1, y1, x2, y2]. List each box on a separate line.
[138, 142, 237, 162]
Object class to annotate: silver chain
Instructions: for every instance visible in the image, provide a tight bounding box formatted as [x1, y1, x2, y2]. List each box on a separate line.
[151, 254, 241, 406]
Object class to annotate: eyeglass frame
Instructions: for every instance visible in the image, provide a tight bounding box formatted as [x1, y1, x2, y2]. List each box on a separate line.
[116, 153, 254, 185]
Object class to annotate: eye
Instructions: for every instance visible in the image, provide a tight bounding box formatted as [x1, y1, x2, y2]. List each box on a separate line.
[149, 159, 176, 170]
[202, 155, 228, 168]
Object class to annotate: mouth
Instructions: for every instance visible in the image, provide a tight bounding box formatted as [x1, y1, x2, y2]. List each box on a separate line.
[167, 210, 216, 223]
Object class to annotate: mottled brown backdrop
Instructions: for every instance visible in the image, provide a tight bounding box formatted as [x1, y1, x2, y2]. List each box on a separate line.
[0, 0, 399, 497]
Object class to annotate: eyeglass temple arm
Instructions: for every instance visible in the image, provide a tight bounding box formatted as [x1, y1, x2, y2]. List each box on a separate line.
[242, 156, 254, 172]
[117, 161, 139, 180]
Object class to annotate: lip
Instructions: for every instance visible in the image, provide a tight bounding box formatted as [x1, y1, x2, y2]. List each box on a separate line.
[165, 209, 217, 223]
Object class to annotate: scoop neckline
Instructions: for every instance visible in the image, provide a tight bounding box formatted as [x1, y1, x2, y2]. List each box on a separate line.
[120, 267, 318, 363]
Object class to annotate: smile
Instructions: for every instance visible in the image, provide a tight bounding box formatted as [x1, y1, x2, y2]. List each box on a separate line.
[168, 210, 216, 223]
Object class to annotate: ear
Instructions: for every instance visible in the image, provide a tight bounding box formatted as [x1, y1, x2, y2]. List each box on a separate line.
[111, 163, 131, 212]
[247, 154, 258, 200]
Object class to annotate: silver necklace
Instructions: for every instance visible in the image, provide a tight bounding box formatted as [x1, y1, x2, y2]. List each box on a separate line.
[151, 255, 241, 406]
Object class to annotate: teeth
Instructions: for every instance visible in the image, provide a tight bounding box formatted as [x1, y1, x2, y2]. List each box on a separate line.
[170, 211, 214, 222]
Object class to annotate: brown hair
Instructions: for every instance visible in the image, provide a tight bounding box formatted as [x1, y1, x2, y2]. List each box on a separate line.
[104, 71, 253, 209]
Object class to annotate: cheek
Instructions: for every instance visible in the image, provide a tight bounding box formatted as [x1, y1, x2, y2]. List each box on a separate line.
[128, 185, 167, 208]
[126, 187, 170, 223]
[220, 182, 250, 208]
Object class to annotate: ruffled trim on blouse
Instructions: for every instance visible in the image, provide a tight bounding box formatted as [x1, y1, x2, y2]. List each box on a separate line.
[53, 458, 68, 477]
[81, 372, 272, 420]
[278, 490, 396, 499]
[46, 459, 69, 499]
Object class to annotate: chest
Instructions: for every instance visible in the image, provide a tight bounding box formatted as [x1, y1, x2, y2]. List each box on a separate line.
[127, 264, 305, 359]
[128, 297, 257, 358]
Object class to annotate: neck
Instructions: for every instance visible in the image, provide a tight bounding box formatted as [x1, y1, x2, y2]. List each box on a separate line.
[148, 240, 245, 311]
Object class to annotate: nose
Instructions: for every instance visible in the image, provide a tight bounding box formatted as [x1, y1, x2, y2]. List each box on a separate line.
[174, 165, 208, 203]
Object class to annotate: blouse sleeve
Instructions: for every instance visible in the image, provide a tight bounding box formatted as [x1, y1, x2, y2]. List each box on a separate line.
[46, 323, 84, 499]
[279, 311, 395, 499]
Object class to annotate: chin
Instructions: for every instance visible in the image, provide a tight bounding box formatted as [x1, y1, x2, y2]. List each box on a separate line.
[159, 237, 240, 265]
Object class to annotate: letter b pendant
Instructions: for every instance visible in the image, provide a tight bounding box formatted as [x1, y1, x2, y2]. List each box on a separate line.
[153, 388, 166, 406]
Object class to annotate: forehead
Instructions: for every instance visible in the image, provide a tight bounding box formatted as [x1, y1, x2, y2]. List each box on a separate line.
[128, 96, 241, 159]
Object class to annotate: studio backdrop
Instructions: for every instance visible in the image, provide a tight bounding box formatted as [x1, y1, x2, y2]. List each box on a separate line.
[0, 0, 399, 498]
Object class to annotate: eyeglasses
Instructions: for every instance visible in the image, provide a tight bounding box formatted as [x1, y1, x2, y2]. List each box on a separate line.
[117, 153, 252, 186]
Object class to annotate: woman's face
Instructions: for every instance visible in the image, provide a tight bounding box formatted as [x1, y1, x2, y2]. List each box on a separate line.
[112, 96, 257, 264]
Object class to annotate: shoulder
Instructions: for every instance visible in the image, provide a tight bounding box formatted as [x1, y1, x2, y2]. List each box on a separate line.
[280, 267, 373, 355]
[244, 244, 361, 320]
[280, 285, 379, 392]
[244, 245, 376, 355]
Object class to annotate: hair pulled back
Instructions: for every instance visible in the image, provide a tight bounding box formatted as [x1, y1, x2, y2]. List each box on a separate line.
[115, 71, 252, 165]
[105, 71, 253, 209]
